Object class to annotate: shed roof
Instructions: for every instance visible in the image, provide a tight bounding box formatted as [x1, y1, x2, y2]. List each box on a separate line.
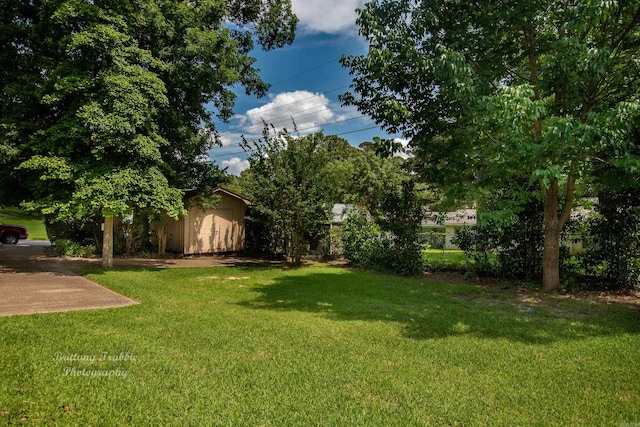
[184, 187, 251, 205]
[212, 187, 252, 205]
[332, 203, 354, 223]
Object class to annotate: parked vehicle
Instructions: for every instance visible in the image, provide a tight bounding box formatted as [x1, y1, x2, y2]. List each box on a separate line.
[0, 223, 28, 244]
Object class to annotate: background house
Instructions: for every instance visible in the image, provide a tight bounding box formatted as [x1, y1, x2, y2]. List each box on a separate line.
[421, 208, 589, 253]
[166, 188, 250, 255]
[421, 209, 477, 250]
[331, 204, 353, 229]
[327, 203, 354, 255]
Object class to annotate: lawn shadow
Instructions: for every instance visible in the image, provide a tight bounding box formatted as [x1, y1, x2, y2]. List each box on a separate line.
[71, 261, 294, 277]
[238, 268, 640, 344]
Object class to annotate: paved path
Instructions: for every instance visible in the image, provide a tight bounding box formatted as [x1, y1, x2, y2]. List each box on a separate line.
[0, 241, 138, 317]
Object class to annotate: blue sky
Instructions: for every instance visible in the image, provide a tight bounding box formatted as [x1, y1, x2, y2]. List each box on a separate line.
[209, 0, 403, 174]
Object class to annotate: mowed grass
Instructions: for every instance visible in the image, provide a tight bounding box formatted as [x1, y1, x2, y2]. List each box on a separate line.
[423, 249, 468, 270]
[423, 249, 466, 261]
[0, 207, 47, 240]
[1, 264, 639, 426]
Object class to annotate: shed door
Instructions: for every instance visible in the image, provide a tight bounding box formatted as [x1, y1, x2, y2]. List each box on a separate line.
[213, 209, 234, 251]
[187, 208, 235, 254]
[187, 207, 215, 254]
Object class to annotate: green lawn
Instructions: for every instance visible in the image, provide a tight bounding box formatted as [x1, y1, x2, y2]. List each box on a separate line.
[1, 264, 639, 425]
[0, 207, 47, 240]
[423, 249, 468, 270]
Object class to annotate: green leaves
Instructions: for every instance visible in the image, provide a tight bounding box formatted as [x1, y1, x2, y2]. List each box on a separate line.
[3, 0, 296, 219]
[72, 167, 185, 219]
[19, 156, 74, 182]
[531, 165, 564, 190]
[344, 0, 640, 288]
[243, 130, 341, 263]
[344, 0, 640, 197]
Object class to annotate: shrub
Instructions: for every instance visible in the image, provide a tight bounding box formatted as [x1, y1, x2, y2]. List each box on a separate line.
[341, 208, 387, 268]
[421, 250, 468, 272]
[45, 215, 101, 246]
[52, 239, 97, 257]
[453, 202, 575, 281]
[244, 207, 286, 259]
[580, 190, 640, 289]
[341, 181, 424, 276]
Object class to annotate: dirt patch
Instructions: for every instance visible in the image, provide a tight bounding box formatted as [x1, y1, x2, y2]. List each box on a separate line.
[57, 254, 284, 270]
[420, 271, 640, 309]
[554, 289, 640, 308]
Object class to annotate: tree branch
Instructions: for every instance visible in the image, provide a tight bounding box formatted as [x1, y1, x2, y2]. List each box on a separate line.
[611, 6, 640, 51]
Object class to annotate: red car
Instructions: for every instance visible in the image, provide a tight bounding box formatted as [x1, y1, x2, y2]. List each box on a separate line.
[0, 223, 28, 244]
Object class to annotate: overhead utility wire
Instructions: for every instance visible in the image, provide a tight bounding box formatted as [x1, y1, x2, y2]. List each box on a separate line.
[254, 98, 351, 125]
[267, 46, 365, 88]
[209, 47, 368, 156]
[242, 84, 350, 119]
[233, 47, 365, 118]
[213, 114, 368, 151]
[209, 124, 381, 159]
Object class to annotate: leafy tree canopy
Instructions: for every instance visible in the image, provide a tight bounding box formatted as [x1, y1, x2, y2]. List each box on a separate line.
[242, 129, 337, 265]
[341, 0, 640, 289]
[0, 0, 297, 217]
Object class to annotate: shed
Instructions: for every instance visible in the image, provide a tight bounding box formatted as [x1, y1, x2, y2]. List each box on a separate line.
[327, 203, 355, 255]
[331, 203, 354, 227]
[166, 188, 251, 255]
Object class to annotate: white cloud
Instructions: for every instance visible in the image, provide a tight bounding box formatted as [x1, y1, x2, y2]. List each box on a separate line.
[292, 0, 364, 34]
[218, 132, 242, 147]
[394, 138, 413, 159]
[239, 90, 335, 134]
[221, 157, 250, 175]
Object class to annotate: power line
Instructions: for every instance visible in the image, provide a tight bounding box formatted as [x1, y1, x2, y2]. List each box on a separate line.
[254, 98, 351, 126]
[209, 124, 382, 159]
[213, 114, 369, 152]
[242, 84, 351, 119]
[268, 46, 365, 88]
[332, 125, 380, 136]
[230, 47, 365, 118]
[208, 47, 370, 160]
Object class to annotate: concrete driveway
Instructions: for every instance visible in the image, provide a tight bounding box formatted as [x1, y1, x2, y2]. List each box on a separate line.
[0, 241, 138, 317]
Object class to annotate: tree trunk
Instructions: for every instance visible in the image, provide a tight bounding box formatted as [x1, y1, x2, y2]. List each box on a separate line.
[291, 229, 303, 266]
[102, 215, 114, 269]
[541, 170, 576, 291]
[542, 185, 560, 290]
[156, 225, 167, 254]
[542, 219, 561, 291]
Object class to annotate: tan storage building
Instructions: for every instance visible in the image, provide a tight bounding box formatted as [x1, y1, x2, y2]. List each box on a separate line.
[166, 188, 250, 255]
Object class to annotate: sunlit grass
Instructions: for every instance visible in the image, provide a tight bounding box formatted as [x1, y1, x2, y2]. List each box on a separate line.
[0, 207, 48, 240]
[1, 264, 638, 425]
[422, 248, 468, 270]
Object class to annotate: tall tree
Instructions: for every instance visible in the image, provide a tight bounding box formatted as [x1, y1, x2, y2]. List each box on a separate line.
[341, 0, 640, 290]
[242, 130, 336, 265]
[1, 0, 297, 265]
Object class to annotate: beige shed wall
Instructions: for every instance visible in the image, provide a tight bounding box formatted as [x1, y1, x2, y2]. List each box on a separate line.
[165, 215, 185, 253]
[165, 192, 246, 255]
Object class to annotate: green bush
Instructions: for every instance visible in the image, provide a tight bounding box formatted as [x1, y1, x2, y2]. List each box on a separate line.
[453, 202, 575, 281]
[341, 187, 424, 277]
[45, 215, 101, 246]
[580, 190, 640, 289]
[52, 239, 97, 258]
[421, 249, 468, 272]
[341, 208, 387, 267]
